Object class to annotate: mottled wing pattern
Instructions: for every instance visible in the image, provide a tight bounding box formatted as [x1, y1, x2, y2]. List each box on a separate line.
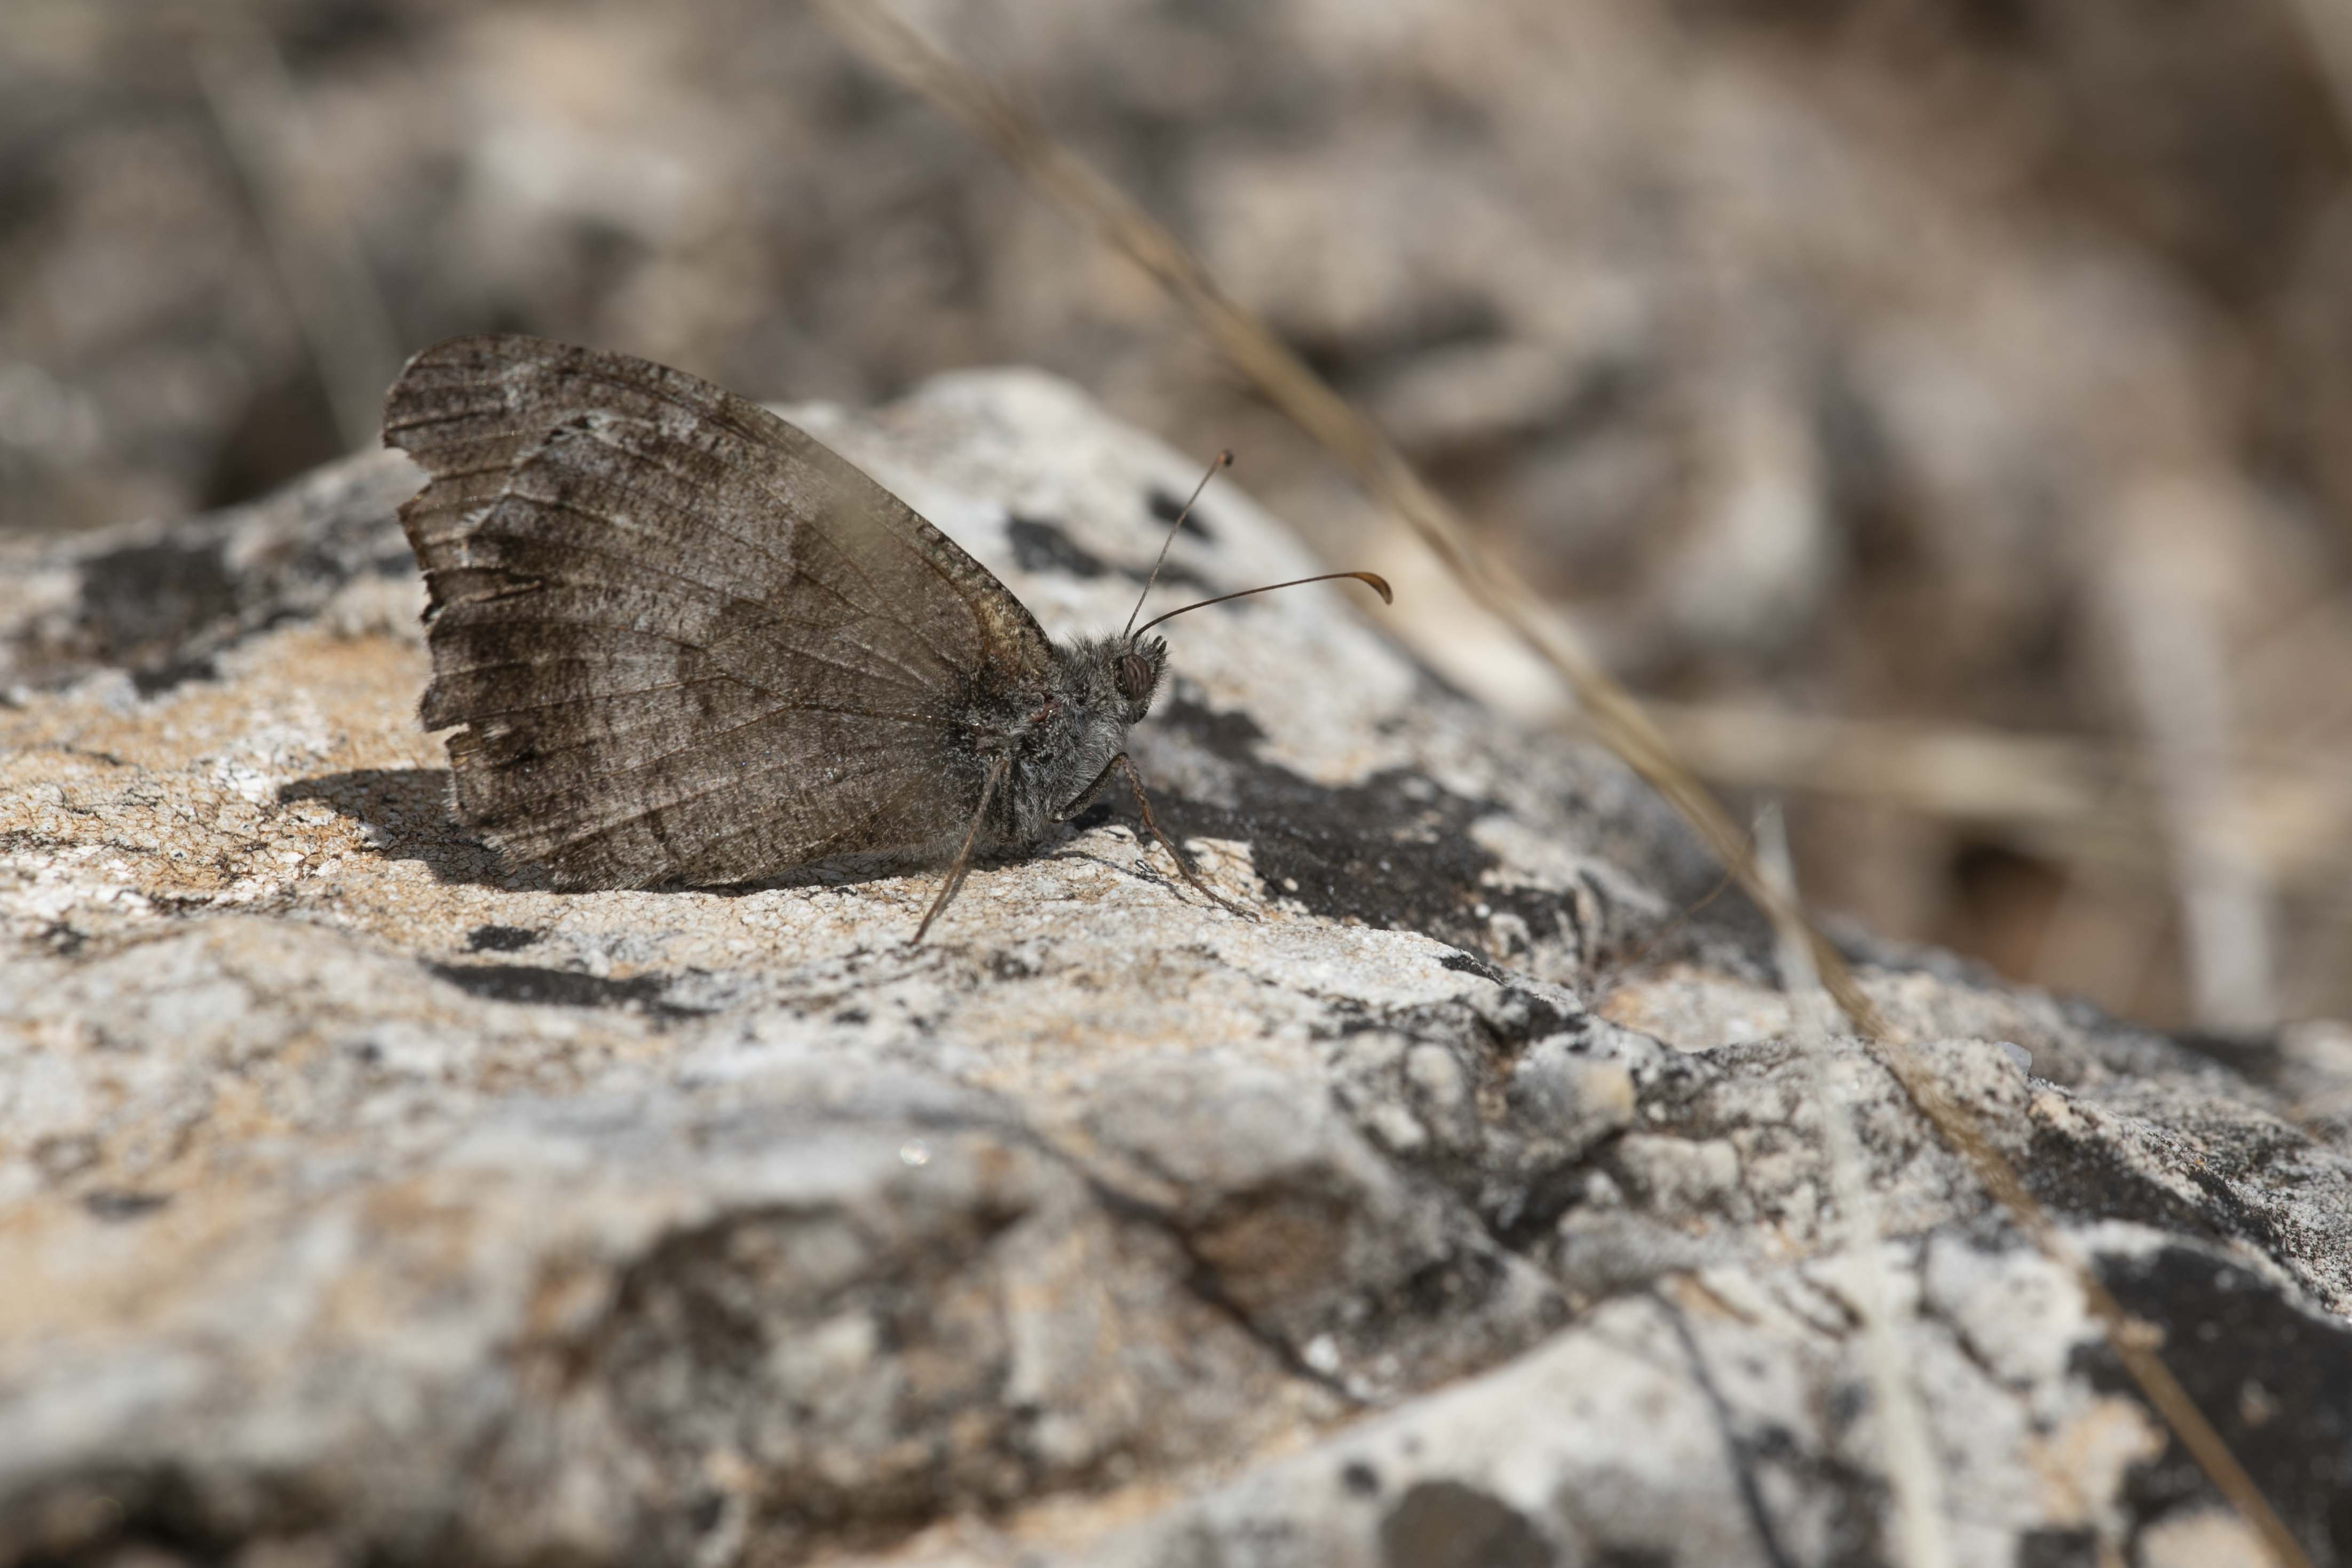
[383, 334, 1053, 888]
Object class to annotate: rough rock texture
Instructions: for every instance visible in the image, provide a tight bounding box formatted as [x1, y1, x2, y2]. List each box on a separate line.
[3, 373, 2350, 1568]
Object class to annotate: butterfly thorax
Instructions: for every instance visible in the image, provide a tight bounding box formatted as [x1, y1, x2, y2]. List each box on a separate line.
[965, 632, 1165, 847]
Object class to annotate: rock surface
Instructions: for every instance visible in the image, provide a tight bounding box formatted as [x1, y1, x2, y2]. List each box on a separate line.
[3, 373, 2349, 1567]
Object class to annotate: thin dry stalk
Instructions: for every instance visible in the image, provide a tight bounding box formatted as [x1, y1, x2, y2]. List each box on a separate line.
[1645, 699, 2350, 893]
[2284, 0, 2352, 142]
[812, 5, 2319, 1563]
[2104, 550, 2277, 1030]
[1758, 805, 1951, 1568]
[1646, 700, 2115, 825]
[193, 18, 403, 454]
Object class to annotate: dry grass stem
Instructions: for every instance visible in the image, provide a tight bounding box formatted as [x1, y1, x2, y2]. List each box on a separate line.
[1759, 804, 1951, 1568]
[2284, 0, 2352, 141]
[193, 18, 402, 455]
[814, 4, 2320, 1561]
[1646, 700, 2113, 824]
[2104, 552, 2277, 1030]
[1643, 700, 2348, 891]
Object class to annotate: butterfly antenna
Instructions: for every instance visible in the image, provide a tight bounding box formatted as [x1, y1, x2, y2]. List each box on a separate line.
[1132, 571, 1393, 637]
[1124, 449, 1232, 639]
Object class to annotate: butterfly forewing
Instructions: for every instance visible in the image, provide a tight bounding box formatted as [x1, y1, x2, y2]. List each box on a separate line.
[383, 334, 1054, 888]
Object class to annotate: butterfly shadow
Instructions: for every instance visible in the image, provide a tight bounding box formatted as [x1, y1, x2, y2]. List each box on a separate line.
[279, 768, 530, 890]
[278, 772, 1195, 912]
[708, 854, 938, 899]
[700, 803, 1145, 908]
[282, 766, 1021, 902]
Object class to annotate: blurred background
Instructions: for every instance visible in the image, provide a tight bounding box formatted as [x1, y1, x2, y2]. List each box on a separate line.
[4, 0, 2348, 1030]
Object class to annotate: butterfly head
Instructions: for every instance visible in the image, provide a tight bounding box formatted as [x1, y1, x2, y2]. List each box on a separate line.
[1108, 634, 1167, 723]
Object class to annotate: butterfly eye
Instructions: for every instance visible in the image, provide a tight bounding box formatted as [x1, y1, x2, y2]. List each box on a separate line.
[1116, 652, 1154, 702]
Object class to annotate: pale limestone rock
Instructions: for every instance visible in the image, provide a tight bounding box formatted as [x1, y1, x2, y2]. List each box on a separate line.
[2, 371, 2349, 1567]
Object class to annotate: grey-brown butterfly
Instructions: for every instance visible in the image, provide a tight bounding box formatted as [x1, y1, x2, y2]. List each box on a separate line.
[383, 335, 1389, 939]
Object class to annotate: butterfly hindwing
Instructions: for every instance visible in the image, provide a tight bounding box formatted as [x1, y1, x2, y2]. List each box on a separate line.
[383, 334, 1055, 888]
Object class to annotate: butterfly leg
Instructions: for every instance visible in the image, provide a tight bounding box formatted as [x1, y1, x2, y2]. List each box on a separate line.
[912, 757, 1010, 944]
[1110, 754, 1252, 919]
[1048, 754, 1122, 824]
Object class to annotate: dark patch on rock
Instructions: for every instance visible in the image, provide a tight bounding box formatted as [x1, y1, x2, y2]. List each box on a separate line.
[1391, 1247, 1566, 1349]
[465, 924, 541, 953]
[82, 1190, 171, 1222]
[2024, 1119, 2285, 1255]
[1144, 486, 1217, 541]
[2015, 1527, 2100, 1567]
[1469, 984, 1582, 1052]
[129, 655, 220, 697]
[1342, 1460, 1383, 1496]
[76, 541, 237, 694]
[1160, 693, 1267, 760]
[11, 452, 418, 692]
[1145, 693, 1573, 964]
[426, 962, 706, 1020]
[988, 949, 1042, 981]
[2083, 1245, 2352, 1563]
[1008, 513, 1211, 592]
[1377, 1478, 1556, 1568]
[1438, 948, 1506, 984]
[1008, 515, 1111, 579]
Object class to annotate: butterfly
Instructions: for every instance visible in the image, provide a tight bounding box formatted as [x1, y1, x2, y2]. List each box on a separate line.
[383, 335, 1388, 940]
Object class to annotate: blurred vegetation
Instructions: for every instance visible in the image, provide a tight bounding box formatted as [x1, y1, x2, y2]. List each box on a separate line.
[4, 0, 2348, 1029]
